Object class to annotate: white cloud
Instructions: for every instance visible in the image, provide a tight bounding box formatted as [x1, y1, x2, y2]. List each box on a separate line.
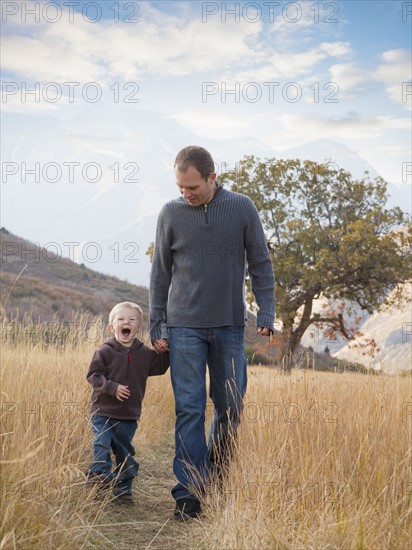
[268, 8, 318, 33]
[373, 49, 412, 109]
[326, 50, 411, 107]
[329, 62, 367, 90]
[1, 33, 106, 82]
[1, 4, 352, 86]
[319, 42, 352, 58]
[270, 113, 411, 147]
[234, 42, 352, 82]
[0, 7, 263, 83]
[374, 49, 411, 85]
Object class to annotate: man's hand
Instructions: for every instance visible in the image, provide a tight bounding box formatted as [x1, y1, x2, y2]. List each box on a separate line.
[115, 384, 130, 401]
[257, 327, 271, 336]
[152, 338, 170, 353]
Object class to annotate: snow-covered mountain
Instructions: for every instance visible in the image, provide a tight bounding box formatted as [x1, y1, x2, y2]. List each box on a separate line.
[299, 288, 411, 373]
[281, 138, 410, 211]
[282, 138, 379, 179]
[333, 284, 411, 373]
[2, 107, 277, 285]
[2, 107, 410, 286]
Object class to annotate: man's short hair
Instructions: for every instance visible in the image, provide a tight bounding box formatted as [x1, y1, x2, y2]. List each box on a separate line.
[174, 145, 215, 181]
[109, 302, 143, 325]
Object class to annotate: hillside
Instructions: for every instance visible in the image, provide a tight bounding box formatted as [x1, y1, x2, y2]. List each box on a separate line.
[0, 228, 149, 322]
[333, 283, 412, 373]
[300, 289, 411, 373]
[0, 227, 276, 352]
[2, 228, 406, 373]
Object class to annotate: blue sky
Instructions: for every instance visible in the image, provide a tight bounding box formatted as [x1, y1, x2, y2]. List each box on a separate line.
[2, 0, 410, 185]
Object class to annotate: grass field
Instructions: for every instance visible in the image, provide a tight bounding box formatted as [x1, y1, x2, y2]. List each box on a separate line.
[1, 318, 411, 549]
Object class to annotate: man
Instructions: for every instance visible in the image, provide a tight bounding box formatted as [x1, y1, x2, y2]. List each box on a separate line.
[150, 145, 275, 520]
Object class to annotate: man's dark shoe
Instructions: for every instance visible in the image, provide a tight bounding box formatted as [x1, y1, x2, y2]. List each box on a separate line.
[113, 482, 134, 504]
[85, 472, 107, 485]
[174, 497, 201, 521]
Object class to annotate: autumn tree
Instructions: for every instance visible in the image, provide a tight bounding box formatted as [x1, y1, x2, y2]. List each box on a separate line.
[220, 157, 411, 361]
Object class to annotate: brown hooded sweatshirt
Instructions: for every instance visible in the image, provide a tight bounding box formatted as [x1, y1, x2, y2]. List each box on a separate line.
[87, 337, 169, 421]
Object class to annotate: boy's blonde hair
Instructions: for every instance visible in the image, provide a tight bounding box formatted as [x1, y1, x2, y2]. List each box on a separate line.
[109, 302, 143, 326]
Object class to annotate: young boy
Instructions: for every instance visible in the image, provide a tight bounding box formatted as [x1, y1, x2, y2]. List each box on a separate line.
[86, 301, 169, 503]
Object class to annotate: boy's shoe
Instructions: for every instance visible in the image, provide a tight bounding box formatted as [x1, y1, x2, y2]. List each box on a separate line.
[114, 492, 134, 504]
[174, 497, 201, 521]
[85, 472, 112, 497]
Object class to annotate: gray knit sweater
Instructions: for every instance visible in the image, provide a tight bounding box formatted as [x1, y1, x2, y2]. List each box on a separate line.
[149, 186, 275, 340]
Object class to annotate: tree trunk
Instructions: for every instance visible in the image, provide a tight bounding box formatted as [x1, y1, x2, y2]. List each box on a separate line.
[279, 297, 314, 371]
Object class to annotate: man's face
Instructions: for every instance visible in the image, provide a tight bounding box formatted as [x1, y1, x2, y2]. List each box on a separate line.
[175, 165, 217, 207]
[110, 307, 139, 347]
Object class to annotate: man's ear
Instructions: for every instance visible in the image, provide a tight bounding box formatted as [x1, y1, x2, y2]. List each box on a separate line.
[209, 172, 217, 183]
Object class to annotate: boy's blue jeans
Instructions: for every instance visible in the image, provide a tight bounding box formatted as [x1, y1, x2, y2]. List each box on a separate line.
[169, 326, 247, 501]
[87, 415, 139, 495]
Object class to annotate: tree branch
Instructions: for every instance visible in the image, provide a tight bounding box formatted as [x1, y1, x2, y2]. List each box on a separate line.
[311, 313, 354, 340]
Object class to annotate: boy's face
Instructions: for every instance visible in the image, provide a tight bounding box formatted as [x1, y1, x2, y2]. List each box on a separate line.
[110, 307, 139, 347]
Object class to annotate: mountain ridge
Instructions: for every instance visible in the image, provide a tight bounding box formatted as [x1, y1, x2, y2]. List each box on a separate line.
[0, 228, 149, 322]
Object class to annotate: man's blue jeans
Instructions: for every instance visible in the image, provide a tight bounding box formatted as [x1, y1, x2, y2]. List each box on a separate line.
[87, 415, 139, 495]
[169, 326, 247, 501]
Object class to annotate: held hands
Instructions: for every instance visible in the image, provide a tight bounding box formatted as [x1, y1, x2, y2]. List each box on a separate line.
[152, 338, 170, 353]
[153, 332, 269, 349]
[115, 384, 130, 401]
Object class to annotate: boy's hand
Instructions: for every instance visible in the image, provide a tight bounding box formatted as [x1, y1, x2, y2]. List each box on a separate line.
[153, 338, 169, 353]
[115, 384, 130, 401]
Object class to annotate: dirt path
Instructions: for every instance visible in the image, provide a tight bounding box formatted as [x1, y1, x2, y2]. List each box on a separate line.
[86, 437, 208, 550]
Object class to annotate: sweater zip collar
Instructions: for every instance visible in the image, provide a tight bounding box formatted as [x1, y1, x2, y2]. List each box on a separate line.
[202, 184, 221, 224]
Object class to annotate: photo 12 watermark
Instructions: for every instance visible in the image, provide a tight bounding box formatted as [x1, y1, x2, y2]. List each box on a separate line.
[402, 82, 412, 103]
[402, 2, 412, 22]
[402, 402, 412, 423]
[202, 81, 339, 104]
[2, 82, 140, 104]
[402, 162, 412, 184]
[1, 2, 140, 24]
[201, 2, 339, 24]
[1, 400, 88, 427]
[402, 323, 412, 343]
[1, 161, 139, 184]
[1, 240, 141, 265]
[224, 479, 344, 505]
[205, 399, 339, 424]
[1, 319, 105, 346]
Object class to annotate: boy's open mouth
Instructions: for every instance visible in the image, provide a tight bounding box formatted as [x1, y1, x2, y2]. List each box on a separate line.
[122, 327, 131, 337]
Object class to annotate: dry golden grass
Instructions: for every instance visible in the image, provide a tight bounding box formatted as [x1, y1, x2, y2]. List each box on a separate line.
[1, 318, 411, 549]
[0, 318, 177, 549]
[198, 369, 412, 549]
